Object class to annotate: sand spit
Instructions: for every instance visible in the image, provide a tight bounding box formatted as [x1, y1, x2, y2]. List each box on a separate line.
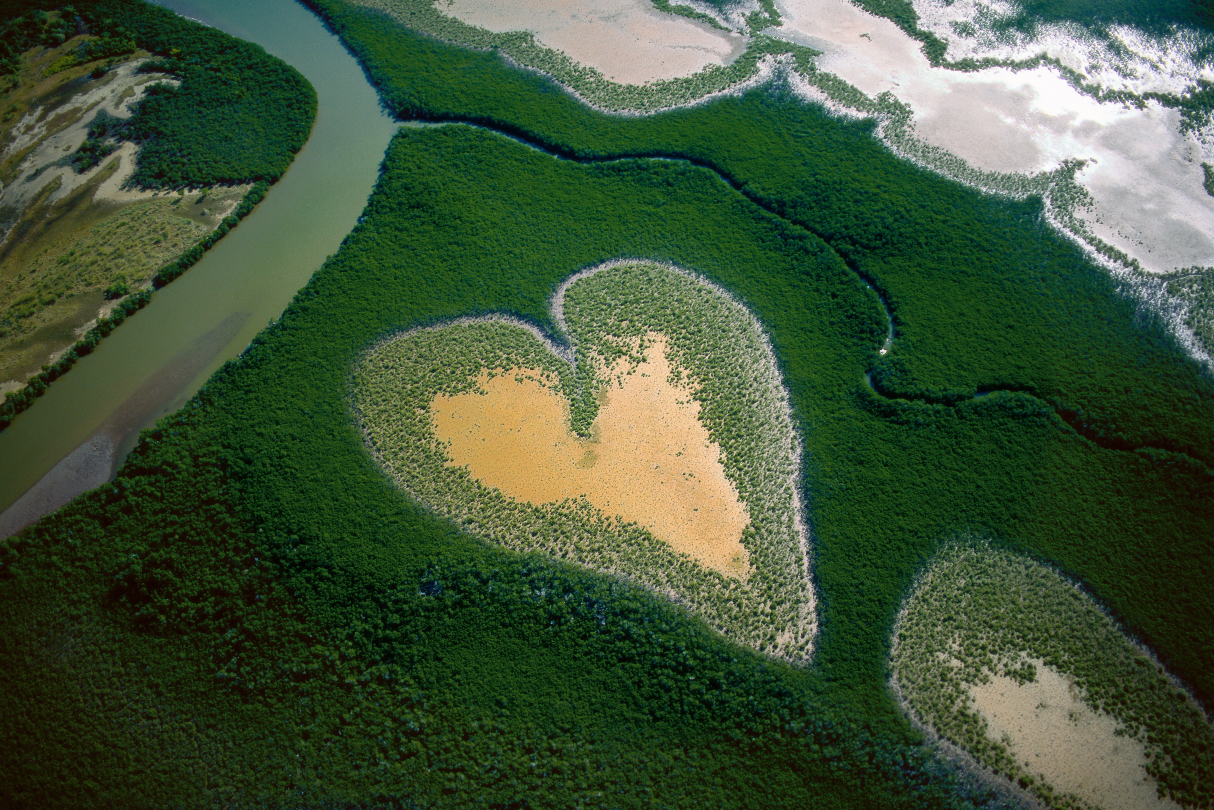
[971, 664, 1180, 810]
[431, 334, 751, 579]
[353, 260, 817, 662]
[436, 0, 748, 85]
[0, 310, 249, 540]
[0, 429, 115, 540]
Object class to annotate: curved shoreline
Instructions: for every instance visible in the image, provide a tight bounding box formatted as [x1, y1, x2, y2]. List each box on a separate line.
[330, 0, 1214, 366]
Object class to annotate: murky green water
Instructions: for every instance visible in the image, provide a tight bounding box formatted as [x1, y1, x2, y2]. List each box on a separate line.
[0, 0, 397, 516]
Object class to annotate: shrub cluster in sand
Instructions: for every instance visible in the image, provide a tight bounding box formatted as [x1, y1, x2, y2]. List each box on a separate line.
[351, 261, 815, 662]
[891, 543, 1214, 809]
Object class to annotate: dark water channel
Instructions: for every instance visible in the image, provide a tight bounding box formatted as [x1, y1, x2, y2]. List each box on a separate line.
[0, 0, 397, 533]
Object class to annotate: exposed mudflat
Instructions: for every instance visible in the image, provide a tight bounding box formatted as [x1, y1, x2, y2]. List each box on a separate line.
[433, 0, 748, 84]
[430, 334, 751, 578]
[971, 664, 1180, 810]
[770, 0, 1214, 274]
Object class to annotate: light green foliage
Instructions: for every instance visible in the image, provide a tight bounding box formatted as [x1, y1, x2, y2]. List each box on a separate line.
[351, 261, 815, 662]
[893, 543, 1214, 809]
[1166, 268, 1214, 360]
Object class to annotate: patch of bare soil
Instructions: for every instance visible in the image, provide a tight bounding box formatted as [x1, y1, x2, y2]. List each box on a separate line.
[430, 333, 751, 578]
[970, 664, 1181, 810]
[430, 0, 746, 85]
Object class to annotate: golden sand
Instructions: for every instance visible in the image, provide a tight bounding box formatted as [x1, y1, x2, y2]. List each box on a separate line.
[970, 664, 1180, 810]
[430, 334, 751, 578]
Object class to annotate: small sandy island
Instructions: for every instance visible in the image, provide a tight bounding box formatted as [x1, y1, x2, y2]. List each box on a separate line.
[431, 333, 751, 578]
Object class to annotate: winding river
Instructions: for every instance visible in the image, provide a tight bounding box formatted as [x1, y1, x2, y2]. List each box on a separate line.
[0, 0, 398, 533]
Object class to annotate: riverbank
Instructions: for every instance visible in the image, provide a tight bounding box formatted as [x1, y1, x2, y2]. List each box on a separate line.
[0, 0, 396, 530]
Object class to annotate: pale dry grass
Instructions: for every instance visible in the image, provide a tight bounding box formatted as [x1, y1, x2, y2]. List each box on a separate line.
[431, 334, 751, 579]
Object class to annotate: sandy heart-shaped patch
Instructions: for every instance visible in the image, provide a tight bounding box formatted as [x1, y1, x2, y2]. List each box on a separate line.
[351, 261, 816, 663]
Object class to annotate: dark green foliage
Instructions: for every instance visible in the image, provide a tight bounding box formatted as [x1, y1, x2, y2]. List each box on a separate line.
[649, 0, 731, 32]
[299, 9, 1214, 700]
[83, 0, 316, 187]
[69, 132, 117, 171]
[101, 278, 129, 299]
[3, 1, 1214, 805]
[0, 7, 74, 77]
[0, 123, 988, 808]
[0, 0, 315, 428]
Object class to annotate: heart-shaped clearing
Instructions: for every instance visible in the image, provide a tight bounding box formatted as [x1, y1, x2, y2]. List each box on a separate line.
[351, 261, 816, 663]
[430, 333, 751, 578]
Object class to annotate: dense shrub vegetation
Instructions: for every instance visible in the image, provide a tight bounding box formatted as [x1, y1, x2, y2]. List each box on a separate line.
[0, 6, 75, 79]
[1, 0, 1212, 806]
[1, 0, 318, 186]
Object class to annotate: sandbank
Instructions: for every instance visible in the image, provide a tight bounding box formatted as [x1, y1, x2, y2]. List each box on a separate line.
[431, 334, 751, 578]
[0, 58, 177, 241]
[0, 429, 115, 539]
